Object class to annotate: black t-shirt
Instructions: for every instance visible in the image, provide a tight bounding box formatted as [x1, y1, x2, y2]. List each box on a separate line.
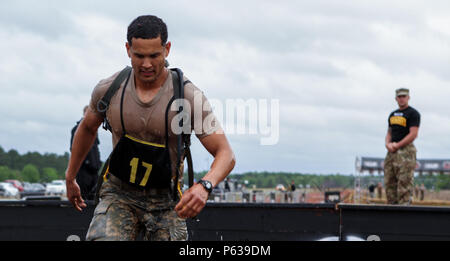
[388, 106, 420, 142]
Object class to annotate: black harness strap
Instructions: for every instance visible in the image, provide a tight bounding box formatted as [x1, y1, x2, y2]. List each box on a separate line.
[94, 155, 110, 205]
[172, 69, 183, 200]
[185, 136, 194, 188]
[119, 70, 132, 134]
[168, 68, 194, 199]
[97, 66, 132, 131]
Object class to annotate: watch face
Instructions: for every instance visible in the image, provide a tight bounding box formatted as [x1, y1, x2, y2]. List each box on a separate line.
[201, 180, 212, 191]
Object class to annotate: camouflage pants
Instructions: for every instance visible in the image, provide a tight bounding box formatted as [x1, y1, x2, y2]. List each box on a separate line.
[85, 176, 187, 241]
[384, 144, 416, 205]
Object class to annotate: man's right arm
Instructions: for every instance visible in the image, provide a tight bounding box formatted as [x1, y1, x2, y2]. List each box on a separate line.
[65, 110, 103, 211]
[385, 127, 394, 153]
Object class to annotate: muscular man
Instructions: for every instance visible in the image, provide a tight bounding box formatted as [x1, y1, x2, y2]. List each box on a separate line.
[65, 15, 235, 240]
[384, 88, 420, 205]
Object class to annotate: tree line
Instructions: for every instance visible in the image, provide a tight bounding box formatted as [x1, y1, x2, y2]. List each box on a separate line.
[188, 171, 450, 191]
[188, 171, 356, 190]
[228, 171, 356, 190]
[0, 146, 69, 183]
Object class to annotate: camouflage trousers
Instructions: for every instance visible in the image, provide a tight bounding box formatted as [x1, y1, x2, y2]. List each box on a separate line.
[85, 175, 187, 241]
[384, 144, 417, 205]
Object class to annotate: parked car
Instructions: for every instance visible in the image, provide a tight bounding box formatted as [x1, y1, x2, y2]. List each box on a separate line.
[4, 180, 24, 192]
[45, 180, 66, 196]
[0, 182, 19, 198]
[21, 183, 46, 198]
[0, 185, 5, 197]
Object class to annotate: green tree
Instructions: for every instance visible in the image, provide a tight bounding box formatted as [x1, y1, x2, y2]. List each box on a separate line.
[0, 165, 20, 181]
[21, 164, 40, 183]
[41, 167, 59, 182]
[0, 165, 11, 181]
[10, 169, 21, 180]
[7, 149, 20, 170]
[0, 146, 6, 166]
[436, 174, 450, 190]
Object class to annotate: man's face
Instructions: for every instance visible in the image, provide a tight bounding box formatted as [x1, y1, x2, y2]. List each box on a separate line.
[396, 95, 410, 108]
[126, 36, 171, 84]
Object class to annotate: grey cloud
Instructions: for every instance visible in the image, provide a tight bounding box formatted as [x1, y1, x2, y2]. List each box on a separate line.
[0, 1, 75, 39]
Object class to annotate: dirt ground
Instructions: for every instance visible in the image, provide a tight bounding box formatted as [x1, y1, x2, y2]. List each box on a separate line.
[352, 188, 450, 206]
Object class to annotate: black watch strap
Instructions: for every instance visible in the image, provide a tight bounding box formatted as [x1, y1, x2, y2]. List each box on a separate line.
[198, 179, 213, 194]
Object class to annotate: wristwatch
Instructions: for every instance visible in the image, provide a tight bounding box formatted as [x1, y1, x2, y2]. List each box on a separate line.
[198, 179, 213, 194]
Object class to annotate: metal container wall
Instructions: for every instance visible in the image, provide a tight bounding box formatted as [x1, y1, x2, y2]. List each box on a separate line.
[1, 200, 449, 241]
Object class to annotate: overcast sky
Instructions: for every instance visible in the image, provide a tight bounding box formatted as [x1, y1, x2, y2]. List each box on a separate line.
[0, 0, 449, 175]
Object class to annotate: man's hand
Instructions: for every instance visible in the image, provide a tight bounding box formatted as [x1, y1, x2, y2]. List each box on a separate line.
[386, 142, 399, 153]
[391, 142, 400, 152]
[386, 143, 393, 153]
[66, 178, 87, 212]
[174, 183, 209, 219]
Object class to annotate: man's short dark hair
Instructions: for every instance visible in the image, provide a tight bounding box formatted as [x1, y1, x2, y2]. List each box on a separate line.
[127, 15, 168, 46]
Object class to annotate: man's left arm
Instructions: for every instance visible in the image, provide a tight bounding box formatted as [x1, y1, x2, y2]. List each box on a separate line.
[175, 132, 235, 218]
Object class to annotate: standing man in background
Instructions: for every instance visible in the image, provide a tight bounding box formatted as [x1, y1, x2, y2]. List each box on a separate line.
[419, 183, 426, 201]
[384, 88, 420, 205]
[376, 182, 383, 199]
[70, 106, 101, 200]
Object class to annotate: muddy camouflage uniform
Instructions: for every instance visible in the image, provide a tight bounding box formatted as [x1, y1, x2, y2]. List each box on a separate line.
[86, 175, 187, 241]
[384, 144, 417, 205]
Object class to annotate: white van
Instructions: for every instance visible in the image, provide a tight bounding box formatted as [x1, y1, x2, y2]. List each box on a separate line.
[0, 182, 19, 198]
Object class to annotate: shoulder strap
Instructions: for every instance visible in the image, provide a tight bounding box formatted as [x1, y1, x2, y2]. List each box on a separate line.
[168, 68, 194, 199]
[97, 66, 132, 131]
